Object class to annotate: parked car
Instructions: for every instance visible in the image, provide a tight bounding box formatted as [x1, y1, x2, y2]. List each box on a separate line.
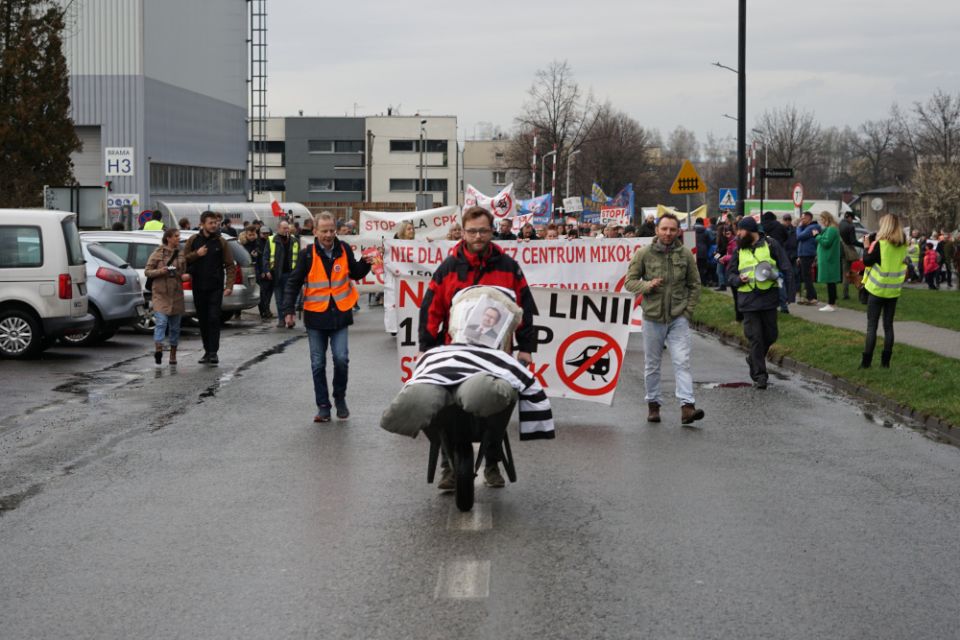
[60, 240, 145, 346]
[80, 230, 260, 331]
[0, 209, 94, 358]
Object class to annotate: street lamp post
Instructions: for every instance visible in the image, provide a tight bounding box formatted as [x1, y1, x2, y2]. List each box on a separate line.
[737, 0, 746, 217]
[752, 127, 769, 211]
[418, 119, 427, 195]
[565, 149, 581, 201]
[540, 150, 557, 199]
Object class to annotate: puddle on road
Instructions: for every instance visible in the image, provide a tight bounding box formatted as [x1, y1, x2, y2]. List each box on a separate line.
[700, 381, 753, 389]
[53, 371, 142, 403]
[195, 334, 305, 403]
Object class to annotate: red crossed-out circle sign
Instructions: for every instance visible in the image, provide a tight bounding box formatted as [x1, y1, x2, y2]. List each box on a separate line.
[555, 329, 623, 396]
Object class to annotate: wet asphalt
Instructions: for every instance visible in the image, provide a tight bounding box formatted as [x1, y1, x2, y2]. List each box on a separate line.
[1, 308, 959, 639]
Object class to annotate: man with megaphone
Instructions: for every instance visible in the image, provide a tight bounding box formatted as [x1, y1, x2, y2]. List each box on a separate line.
[727, 217, 793, 390]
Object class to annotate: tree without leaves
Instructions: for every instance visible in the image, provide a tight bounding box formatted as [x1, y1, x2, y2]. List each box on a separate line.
[848, 118, 898, 189]
[0, 0, 79, 207]
[910, 163, 960, 232]
[755, 105, 824, 198]
[505, 60, 598, 198]
[574, 103, 658, 203]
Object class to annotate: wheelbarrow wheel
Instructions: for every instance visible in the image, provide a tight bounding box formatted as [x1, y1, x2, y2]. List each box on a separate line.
[453, 437, 475, 512]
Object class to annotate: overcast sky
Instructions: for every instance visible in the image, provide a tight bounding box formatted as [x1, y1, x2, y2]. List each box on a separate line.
[267, 1, 959, 145]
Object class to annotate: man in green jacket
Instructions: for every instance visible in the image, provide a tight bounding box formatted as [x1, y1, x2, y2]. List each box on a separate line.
[624, 212, 705, 426]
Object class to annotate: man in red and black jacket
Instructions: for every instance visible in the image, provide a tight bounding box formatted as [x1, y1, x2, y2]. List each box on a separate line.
[418, 206, 539, 490]
[419, 206, 538, 360]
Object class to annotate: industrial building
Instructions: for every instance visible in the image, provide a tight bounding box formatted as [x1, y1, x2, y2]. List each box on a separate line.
[64, 0, 249, 216]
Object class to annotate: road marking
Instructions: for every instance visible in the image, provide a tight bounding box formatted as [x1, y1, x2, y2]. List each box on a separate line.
[447, 503, 492, 531]
[434, 560, 490, 599]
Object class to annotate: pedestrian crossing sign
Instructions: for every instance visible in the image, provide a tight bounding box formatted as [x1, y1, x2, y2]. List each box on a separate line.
[669, 160, 706, 194]
[719, 188, 737, 210]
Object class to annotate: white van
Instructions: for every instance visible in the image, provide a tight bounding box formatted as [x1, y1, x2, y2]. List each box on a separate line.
[0, 209, 94, 358]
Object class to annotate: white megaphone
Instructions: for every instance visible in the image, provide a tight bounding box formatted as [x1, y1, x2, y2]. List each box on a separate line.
[754, 261, 775, 282]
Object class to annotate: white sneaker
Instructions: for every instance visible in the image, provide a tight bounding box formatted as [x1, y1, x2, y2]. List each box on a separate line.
[819, 304, 836, 312]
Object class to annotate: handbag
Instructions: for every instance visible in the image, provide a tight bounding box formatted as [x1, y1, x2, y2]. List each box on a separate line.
[858, 268, 870, 304]
[145, 249, 179, 292]
[842, 242, 859, 262]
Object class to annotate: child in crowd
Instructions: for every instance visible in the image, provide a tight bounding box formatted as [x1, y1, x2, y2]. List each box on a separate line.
[923, 242, 940, 290]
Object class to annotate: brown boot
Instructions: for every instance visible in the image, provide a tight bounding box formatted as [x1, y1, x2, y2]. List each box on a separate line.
[169, 345, 177, 365]
[647, 402, 661, 423]
[681, 403, 705, 425]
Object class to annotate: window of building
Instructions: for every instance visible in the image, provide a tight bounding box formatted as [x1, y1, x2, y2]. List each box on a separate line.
[389, 179, 418, 192]
[308, 178, 335, 192]
[308, 140, 334, 153]
[425, 139, 447, 153]
[494, 151, 504, 161]
[248, 140, 285, 153]
[390, 139, 448, 153]
[334, 140, 364, 153]
[150, 163, 245, 195]
[492, 171, 506, 186]
[390, 140, 416, 152]
[334, 178, 365, 192]
[427, 179, 447, 192]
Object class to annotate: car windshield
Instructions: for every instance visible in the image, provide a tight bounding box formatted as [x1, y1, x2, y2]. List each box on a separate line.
[86, 242, 130, 268]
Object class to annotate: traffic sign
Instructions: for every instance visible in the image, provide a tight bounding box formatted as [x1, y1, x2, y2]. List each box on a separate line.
[669, 160, 706, 195]
[555, 330, 624, 397]
[762, 167, 794, 179]
[792, 183, 804, 207]
[718, 188, 737, 210]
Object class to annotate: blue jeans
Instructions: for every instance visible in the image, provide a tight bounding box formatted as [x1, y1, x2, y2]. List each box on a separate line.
[153, 312, 182, 346]
[642, 316, 695, 406]
[274, 272, 290, 316]
[307, 326, 349, 408]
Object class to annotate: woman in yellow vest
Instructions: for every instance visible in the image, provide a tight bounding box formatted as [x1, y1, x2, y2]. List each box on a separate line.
[860, 214, 908, 369]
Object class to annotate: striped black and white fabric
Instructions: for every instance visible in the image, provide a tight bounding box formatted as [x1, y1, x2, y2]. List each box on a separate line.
[407, 344, 555, 440]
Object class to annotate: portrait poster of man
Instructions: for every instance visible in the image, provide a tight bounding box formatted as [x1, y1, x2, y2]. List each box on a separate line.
[456, 295, 511, 349]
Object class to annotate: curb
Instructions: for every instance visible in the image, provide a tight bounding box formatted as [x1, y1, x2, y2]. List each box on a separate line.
[691, 320, 960, 447]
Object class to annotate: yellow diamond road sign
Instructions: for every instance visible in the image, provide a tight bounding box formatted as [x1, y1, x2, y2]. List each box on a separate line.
[670, 160, 706, 195]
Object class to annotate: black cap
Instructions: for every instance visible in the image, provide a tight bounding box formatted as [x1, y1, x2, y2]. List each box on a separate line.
[738, 217, 759, 233]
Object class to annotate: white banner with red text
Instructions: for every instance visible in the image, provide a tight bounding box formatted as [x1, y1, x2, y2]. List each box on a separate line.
[395, 277, 634, 405]
[380, 236, 696, 333]
[358, 206, 461, 240]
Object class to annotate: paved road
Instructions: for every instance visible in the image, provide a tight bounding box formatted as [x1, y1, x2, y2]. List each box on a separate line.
[1, 310, 958, 639]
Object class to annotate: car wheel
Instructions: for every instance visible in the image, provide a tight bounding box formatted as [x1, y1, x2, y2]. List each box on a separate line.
[133, 303, 156, 334]
[97, 325, 118, 342]
[0, 309, 43, 359]
[220, 310, 237, 326]
[60, 309, 103, 347]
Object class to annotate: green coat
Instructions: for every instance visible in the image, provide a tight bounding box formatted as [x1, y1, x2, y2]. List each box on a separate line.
[623, 239, 700, 323]
[815, 226, 841, 283]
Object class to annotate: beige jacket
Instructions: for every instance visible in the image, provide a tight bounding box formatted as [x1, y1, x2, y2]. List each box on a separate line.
[144, 245, 188, 315]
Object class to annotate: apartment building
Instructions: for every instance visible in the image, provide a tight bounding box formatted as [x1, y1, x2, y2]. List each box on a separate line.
[256, 115, 458, 207]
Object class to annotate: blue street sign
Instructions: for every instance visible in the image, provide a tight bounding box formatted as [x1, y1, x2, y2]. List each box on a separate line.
[719, 188, 737, 210]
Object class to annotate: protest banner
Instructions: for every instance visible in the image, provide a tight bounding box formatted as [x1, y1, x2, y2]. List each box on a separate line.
[380, 235, 693, 333]
[394, 277, 634, 405]
[464, 184, 516, 219]
[600, 207, 630, 226]
[321, 235, 387, 293]
[358, 205, 460, 240]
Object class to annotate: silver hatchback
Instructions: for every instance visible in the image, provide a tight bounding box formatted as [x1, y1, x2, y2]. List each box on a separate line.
[80, 231, 260, 331]
[60, 241, 145, 346]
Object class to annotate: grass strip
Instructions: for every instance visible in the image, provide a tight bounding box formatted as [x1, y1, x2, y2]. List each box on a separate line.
[692, 289, 960, 426]
[802, 283, 960, 332]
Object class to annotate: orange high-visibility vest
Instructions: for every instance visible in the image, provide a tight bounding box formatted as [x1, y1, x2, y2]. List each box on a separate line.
[303, 244, 358, 313]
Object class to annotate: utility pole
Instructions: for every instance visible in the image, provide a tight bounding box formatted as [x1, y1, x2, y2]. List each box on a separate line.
[366, 130, 374, 201]
[737, 0, 746, 217]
